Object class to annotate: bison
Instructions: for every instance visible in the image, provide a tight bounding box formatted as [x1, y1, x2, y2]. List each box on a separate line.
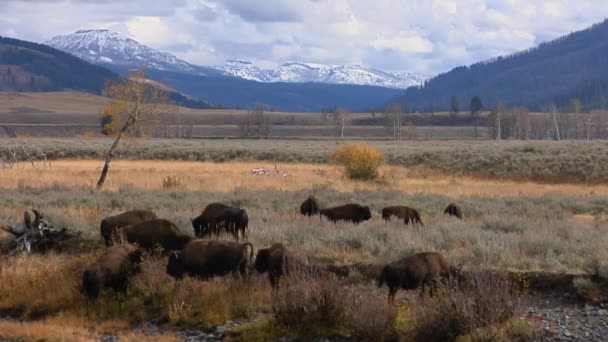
[377, 252, 455, 303]
[444, 203, 462, 219]
[255, 242, 327, 289]
[382, 206, 423, 226]
[300, 195, 320, 217]
[166, 239, 254, 279]
[82, 244, 145, 299]
[254, 242, 295, 288]
[320, 203, 371, 224]
[100, 210, 157, 246]
[191, 203, 249, 240]
[120, 218, 191, 253]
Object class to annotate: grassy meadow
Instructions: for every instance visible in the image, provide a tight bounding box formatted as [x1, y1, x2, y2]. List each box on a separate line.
[0, 138, 607, 340]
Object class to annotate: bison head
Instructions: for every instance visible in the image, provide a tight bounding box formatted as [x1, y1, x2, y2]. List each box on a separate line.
[166, 251, 186, 279]
[82, 269, 102, 299]
[254, 248, 271, 273]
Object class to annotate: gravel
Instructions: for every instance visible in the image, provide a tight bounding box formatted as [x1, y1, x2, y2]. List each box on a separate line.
[523, 295, 608, 341]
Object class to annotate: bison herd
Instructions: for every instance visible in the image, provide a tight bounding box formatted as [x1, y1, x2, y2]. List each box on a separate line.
[83, 198, 464, 303]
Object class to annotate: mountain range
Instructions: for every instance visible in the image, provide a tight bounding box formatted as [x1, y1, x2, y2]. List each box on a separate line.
[394, 18, 608, 111]
[46, 29, 426, 89]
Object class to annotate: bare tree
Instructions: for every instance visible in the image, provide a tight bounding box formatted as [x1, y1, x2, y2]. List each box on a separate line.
[384, 103, 404, 141]
[332, 107, 349, 138]
[96, 69, 170, 190]
[488, 102, 504, 140]
[550, 103, 561, 141]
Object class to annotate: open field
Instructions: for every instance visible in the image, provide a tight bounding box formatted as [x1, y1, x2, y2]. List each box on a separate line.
[2, 138, 608, 182]
[1, 144, 607, 340]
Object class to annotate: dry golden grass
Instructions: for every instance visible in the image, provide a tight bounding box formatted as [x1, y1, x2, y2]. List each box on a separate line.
[0, 316, 178, 342]
[1, 160, 607, 198]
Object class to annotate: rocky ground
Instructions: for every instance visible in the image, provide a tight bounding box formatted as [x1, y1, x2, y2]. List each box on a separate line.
[523, 295, 607, 341]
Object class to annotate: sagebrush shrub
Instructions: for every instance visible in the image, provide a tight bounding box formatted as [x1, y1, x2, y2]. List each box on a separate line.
[330, 144, 384, 180]
[162, 175, 184, 189]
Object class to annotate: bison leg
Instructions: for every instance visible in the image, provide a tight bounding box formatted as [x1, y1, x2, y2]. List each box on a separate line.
[388, 287, 397, 304]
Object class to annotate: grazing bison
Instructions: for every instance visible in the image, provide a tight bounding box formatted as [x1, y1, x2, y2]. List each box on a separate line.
[444, 203, 462, 219]
[166, 239, 254, 279]
[377, 252, 454, 303]
[191, 203, 248, 240]
[82, 244, 145, 299]
[100, 210, 157, 246]
[300, 195, 320, 217]
[255, 242, 326, 289]
[320, 203, 371, 224]
[121, 219, 191, 253]
[254, 242, 295, 288]
[382, 206, 423, 226]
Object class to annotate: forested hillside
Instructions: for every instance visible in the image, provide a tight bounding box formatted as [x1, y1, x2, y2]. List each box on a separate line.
[0, 36, 118, 93]
[393, 19, 608, 112]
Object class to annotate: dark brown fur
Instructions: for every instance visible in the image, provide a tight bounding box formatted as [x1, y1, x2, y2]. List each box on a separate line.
[254, 243, 295, 288]
[382, 206, 423, 225]
[300, 196, 320, 216]
[444, 203, 463, 219]
[82, 244, 145, 299]
[377, 252, 451, 303]
[191, 203, 248, 240]
[320, 203, 371, 224]
[166, 239, 254, 279]
[100, 210, 157, 246]
[121, 219, 191, 253]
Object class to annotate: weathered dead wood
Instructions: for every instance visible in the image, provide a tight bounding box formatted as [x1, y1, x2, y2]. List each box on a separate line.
[1, 209, 81, 255]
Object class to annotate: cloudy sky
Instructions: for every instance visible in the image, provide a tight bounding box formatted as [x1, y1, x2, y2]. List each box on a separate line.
[1, 0, 608, 75]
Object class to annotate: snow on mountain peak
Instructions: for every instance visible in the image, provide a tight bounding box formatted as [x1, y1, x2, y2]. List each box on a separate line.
[46, 29, 202, 74]
[46, 29, 427, 88]
[216, 60, 428, 89]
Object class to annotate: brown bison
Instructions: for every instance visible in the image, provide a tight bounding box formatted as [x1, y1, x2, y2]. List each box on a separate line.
[120, 219, 191, 253]
[444, 203, 462, 219]
[320, 203, 371, 224]
[300, 195, 320, 217]
[377, 252, 453, 303]
[82, 244, 145, 299]
[254, 242, 296, 288]
[100, 210, 157, 246]
[382, 206, 423, 225]
[166, 239, 254, 279]
[255, 242, 326, 289]
[191, 203, 249, 240]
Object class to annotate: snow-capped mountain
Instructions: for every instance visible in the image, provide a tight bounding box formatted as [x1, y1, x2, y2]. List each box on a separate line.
[216, 60, 427, 89]
[46, 29, 427, 88]
[46, 29, 204, 74]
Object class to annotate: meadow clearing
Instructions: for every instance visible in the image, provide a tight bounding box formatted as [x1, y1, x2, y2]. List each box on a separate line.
[0, 139, 607, 340]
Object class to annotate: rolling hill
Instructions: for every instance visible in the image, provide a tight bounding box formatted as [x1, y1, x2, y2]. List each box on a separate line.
[0, 36, 213, 109]
[0, 36, 118, 93]
[392, 19, 608, 111]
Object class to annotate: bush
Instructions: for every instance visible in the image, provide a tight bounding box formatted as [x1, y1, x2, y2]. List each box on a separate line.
[272, 271, 349, 335]
[330, 144, 384, 180]
[162, 175, 184, 189]
[410, 271, 520, 341]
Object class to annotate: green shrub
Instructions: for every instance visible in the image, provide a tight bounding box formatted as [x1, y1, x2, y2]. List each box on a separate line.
[330, 144, 384, 180]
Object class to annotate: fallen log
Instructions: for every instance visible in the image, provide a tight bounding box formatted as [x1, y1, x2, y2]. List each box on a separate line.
[1, 209, 81, 255]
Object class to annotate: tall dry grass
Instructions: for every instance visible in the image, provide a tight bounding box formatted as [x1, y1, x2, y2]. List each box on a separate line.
[1, 160, 606, 197]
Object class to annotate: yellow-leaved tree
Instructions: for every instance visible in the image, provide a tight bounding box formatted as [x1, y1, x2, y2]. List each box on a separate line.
[96, 69, 170, 190]
[330, 143, 384, 180]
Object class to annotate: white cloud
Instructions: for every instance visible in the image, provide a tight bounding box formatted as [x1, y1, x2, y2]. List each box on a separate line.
[1, 0, 608, 75]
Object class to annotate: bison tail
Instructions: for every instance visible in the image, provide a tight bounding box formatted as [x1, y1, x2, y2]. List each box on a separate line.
[377, 266, 388, 288]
